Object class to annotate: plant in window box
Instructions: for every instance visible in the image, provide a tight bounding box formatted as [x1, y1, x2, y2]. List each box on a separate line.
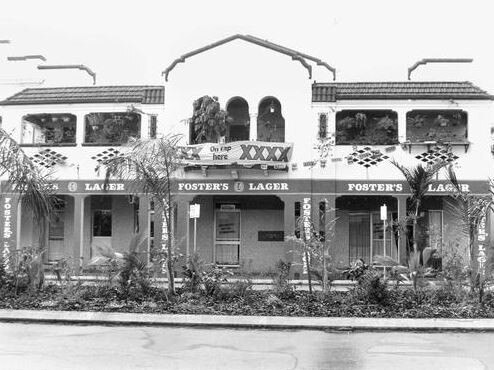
[434, 115, 450, 127]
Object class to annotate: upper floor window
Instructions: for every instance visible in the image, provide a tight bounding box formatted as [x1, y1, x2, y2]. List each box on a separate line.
[84, 112, 140, 145]
[335, 110, 398, 145]
[21, 113, 76, 145]
[226, 97, 249, 142]
[406, 110, 467, 143]
[257, 97, 285, 142]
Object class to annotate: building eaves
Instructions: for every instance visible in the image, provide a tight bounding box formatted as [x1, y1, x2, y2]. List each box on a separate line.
[312, 81, 494, 102]
[0, 85, 165, 106]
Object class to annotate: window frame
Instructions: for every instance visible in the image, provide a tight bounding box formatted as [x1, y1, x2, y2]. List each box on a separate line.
[21, 113, 77, 146]
[335, 109, 399, 146]
[84, 112, 141, 145]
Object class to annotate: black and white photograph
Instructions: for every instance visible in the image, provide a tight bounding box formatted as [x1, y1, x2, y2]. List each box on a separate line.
[1, 1, 494, 369]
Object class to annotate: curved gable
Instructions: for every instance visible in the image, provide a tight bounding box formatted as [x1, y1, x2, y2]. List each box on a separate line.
[162, 34, 336, 81]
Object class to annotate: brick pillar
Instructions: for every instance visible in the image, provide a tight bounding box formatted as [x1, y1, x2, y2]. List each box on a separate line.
[280, 195, 302, 278]
[137, 196, 150, 259]
[72, 194, 86, 274]
[175, 195, 195, 259]
[1, 195, 19, 272]
[395, 195, 408, 264]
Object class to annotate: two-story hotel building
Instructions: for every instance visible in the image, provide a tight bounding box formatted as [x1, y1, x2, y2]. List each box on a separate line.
[1, 35, 493, 277]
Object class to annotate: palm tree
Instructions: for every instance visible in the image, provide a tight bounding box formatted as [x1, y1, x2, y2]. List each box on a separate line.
[391, 160, 447, 254]
[446, 166, 493, 297]
[100, 134, 182, 294]
[0, 128, 54, 247]
[0, 128, 54, 286]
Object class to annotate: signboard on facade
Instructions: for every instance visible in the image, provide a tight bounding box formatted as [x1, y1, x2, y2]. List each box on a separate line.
[189, 204, 200, 219]
[177, 140, 293, 166]
[258, 231, 284, 242]
[477, 214, 488, 279]
[1, 196, 16, 272]
[0, 179, 490, 196]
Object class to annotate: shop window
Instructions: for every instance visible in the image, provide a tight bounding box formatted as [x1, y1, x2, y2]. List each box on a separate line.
[318, 113, 328, 140]
[336, 110, 398, 145]
[84, 112, 141, 145]
[149, 115, 157, 139]
[226, 97, 250, 142]
[257, 97, 285, 142]
[21, 114, 76, 145]
[93, 210, 112, 237]
[406, 110, 467, 143]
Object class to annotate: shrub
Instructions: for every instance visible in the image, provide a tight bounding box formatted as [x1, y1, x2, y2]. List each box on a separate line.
[119, 252, 152, 297]
[202, 266, 231, 299]
[181, 253, 203, 294]
[353, 269, 388, 305]
[272, 260, 293, 298]
[228, 278, 254, 300]
[342, 258, 368, 281]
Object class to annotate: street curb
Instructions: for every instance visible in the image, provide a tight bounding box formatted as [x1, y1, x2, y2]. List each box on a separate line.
[1, 309, 494, 332]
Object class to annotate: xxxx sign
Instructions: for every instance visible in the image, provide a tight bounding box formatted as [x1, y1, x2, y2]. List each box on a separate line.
[178, 140, 293, 166]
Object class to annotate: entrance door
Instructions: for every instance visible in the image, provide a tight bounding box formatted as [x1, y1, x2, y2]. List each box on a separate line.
[92, 209, 112, 257]
[214, 208, 240, 265]
[48, 205, 65, 261]
[349, 213, 371, 263]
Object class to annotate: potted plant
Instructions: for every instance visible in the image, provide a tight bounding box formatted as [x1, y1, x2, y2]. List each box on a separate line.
[190, 96, 232, 144]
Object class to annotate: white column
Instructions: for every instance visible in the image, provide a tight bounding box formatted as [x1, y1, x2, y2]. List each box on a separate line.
[75, 113, 86, 146]
[397, 109, 407, 143]
[249, 113, 258, 141]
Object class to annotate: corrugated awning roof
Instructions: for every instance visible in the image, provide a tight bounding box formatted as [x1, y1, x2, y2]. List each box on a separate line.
[312, 81, 494, 102]
[0, 85, 165, 105]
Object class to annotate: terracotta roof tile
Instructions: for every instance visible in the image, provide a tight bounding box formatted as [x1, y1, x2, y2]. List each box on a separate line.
[0, 85, 165, 105]
[312, 81, 493, 101]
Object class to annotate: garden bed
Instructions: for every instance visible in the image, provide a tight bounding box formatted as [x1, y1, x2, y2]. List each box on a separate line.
[1, 283, 494, 319]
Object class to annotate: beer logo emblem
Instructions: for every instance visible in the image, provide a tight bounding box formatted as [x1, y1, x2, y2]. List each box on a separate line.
[233, 181, 244, 192]
[68, 182, 78, 192]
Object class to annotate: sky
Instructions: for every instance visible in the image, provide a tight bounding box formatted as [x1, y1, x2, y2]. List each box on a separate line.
[0, 0, 493, 98]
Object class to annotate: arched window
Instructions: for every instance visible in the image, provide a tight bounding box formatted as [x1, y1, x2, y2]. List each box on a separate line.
[257, 97, 285, 142]
[226, 97, 249, 142]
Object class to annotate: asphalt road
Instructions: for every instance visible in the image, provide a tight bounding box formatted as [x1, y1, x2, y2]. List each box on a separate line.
[1, 323, 493, 369]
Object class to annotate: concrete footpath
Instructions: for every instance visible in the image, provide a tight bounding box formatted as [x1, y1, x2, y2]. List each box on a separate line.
[1, 309, 494, 331]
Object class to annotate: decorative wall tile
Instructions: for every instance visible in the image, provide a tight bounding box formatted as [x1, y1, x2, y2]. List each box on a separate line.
[91, 147, 121, 163]
[30, 149, 68, 169]
[347, 147, 389, 168]
[415, 146, 459, 165]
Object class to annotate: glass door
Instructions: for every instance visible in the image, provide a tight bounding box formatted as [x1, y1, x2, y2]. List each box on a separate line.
[48, 205, 65, 262]
[371, 212, 397, 261]
[214, 209, 240, 265]
[349, 213, 371, 263]
[92, 209, 112, 257]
